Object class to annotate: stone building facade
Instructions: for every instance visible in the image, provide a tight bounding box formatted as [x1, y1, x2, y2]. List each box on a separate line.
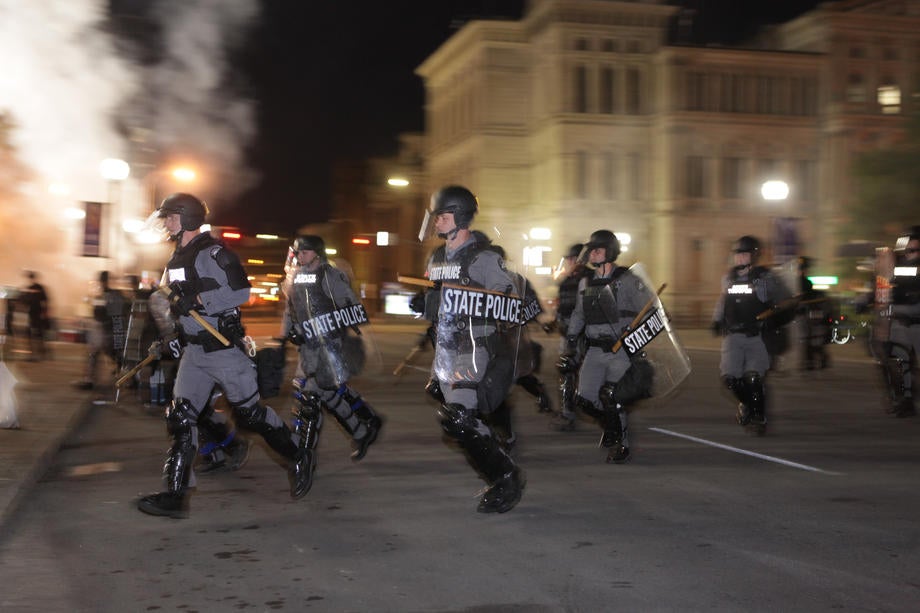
[415, 0, 920, 323]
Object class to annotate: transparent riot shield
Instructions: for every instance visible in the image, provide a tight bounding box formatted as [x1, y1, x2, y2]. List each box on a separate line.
[431, 258, 526, 413]
[613, 263, 691, 401]
[286, 263, 371, 389]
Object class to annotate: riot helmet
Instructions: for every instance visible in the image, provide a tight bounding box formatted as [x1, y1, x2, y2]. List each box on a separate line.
[157, 193, 208, 231]
[566, 243, 584, 259]
[418, 185, 479, 241]
[583, 230, 621, 264]
[285, 234, 327, 275]
[293, 234, 327, 257]
[733, 235, 761, 261]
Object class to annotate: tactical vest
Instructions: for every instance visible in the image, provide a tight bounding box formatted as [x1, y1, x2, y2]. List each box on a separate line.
[165, 232, 221, 287]
[425, 242, 485, 321]
[723, 266, 770, 331]
[289, 265, 337, 326]
[582, 267, 627, 326]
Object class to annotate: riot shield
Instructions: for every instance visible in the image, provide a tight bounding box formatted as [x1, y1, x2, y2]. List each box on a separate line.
[870, 247, 895, 360]
[431, 261, 526, 413]
[613, 263, 691, 401]
[286, 264, 371, 389]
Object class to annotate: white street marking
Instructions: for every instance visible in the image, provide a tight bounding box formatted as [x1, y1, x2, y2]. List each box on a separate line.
[649, 427, 842, 475]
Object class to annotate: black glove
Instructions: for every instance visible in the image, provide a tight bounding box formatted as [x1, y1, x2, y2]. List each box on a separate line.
[409, 291, 426, 315]
[287, 324, 306, 346]
[711, 321, 724, 337]
[565, 336, 579, 354]
[167, 281, 199, 316]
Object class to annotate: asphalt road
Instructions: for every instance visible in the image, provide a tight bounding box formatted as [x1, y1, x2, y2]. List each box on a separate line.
[0, 324, 917, 612]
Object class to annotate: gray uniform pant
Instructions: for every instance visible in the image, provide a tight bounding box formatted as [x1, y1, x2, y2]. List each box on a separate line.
[576, 346, 631, 405]
[719, 333, 770, 378]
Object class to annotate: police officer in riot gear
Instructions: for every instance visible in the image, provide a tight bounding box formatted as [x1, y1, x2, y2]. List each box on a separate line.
[566, 230, 653, 463]
[74, 270, 129, 390]
[137, 193, 312, 518]
[711, 235, 793, 434]
[885, 226, 920, 417]
[419, 185, 525, 513]
[550, 243, 588, 431]
[281, 234, 383, 496]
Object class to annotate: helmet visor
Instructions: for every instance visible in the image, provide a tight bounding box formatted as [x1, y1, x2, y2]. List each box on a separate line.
[418, 208, 436, 242]
[140, 210, 172, 242]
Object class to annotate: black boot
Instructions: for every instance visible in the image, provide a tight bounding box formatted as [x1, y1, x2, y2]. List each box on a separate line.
[137, 492, 188, 518]
[290, 395, 323, 499]
[477, 466, 526, 514]
[344, 389, 382, 462]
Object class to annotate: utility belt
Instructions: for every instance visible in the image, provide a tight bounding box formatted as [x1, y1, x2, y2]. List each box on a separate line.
[586, 336, 617, 353]
[727, 323, 761, 337]
[183, 331, 234, 353]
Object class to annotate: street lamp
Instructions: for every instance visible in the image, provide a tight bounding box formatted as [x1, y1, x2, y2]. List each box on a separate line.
[760, 180, 789, 202]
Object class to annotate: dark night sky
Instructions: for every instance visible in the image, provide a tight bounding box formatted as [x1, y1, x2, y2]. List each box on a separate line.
[220, 0, 825, 231]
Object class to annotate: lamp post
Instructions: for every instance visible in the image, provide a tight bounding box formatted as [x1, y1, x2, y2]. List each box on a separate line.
[146, 165, 197, 213]
[100, 158, 131, 275]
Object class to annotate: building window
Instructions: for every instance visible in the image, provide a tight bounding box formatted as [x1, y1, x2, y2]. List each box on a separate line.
[687, 71, 705, 111]
[574, 38, 590, 51]
[847, 73, 866, 103]
[686, 156, 705, 198]
[721, 157, 742, 199]
[628, 153, 642, 200]
[602, 39, 616, 52]
[878, 83, 901, 114]
[600, 67, 615, 113]
[795, 160, 817, 203]
[849, 46, 866, 59]
[574, 65, 588, 113]
[602, 152, 617, 199]
[575, 150, 588, 199]
[626, 68, 640, 114]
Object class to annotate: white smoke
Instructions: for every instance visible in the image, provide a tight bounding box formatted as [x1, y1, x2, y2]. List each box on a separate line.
[0, 0, 260, 320]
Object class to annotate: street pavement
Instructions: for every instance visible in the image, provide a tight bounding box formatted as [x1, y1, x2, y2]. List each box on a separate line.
[0, 321, 873, 531]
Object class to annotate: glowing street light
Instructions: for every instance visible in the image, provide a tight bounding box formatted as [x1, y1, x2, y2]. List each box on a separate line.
[760, 180, 789, 202]
[387, 177, 409, 187]
[171, 166, 196, 183]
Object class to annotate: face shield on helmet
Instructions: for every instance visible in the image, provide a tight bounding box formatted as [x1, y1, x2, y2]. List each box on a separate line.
[418, 185, 479, 241]
[144, 193, 209, 241]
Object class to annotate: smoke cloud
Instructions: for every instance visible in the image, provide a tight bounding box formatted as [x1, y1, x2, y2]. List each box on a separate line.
[0, 0, 260, 319]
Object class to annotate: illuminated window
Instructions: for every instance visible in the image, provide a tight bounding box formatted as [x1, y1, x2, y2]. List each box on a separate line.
[878, 84, 901, 114]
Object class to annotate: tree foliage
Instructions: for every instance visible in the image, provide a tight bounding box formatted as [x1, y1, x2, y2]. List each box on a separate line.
[847, 112, 920, 242]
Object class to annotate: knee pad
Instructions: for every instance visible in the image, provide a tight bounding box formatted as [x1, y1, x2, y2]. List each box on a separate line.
[742, 371, 764, 410]
[722, 376, 745, 402]
[437, 402, 487, 444]
[166, 398, 196, 438]
[598, 382, 620, 412]
[233, 401, 269, 431]
[425, 378, 445, 403]
[295, 391, 324, 420]
[575, 394, 603, 420]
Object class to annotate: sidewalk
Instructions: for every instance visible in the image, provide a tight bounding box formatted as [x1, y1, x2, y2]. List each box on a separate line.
[0, 341, 93, 530]
[0, 327, 873, 531]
